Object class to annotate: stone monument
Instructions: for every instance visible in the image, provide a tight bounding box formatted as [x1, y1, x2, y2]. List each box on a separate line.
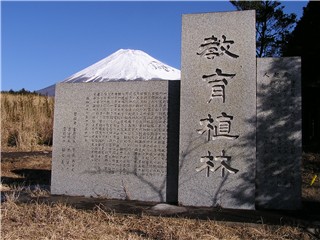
[51, 11, 302, 211]
[51, 81, 179, 203]
[256, 57, 301, 210]
[179, 10, 256, 209]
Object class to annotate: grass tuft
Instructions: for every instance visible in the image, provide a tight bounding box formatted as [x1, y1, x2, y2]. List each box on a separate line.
[1, 93, 54, 151]
[1, 190, 314, 240]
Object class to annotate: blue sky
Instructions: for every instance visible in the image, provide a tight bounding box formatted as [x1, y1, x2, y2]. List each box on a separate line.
[1, 1, 308, 92]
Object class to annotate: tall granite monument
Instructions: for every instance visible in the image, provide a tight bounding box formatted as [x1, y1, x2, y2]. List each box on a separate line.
[51, 81, 179, 203]
[179, 11, 256, 209]
[256, 57, 302, 210]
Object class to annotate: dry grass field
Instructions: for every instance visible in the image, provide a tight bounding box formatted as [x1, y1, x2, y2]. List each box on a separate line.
[1, 92, 54, 151]
[1, 197, 316, 240]
[1, 93, 319, 239]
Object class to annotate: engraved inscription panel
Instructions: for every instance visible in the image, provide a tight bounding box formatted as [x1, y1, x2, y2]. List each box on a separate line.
[51, 81, 171, 202]
[256, 57, 301, 210]
[82, 91, 167, 176]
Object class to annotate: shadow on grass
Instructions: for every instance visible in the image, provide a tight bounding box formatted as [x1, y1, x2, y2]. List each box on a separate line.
[1, 169, 51, 186]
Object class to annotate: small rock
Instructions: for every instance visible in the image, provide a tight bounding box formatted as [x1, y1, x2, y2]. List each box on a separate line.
[150, 203, 187, 214]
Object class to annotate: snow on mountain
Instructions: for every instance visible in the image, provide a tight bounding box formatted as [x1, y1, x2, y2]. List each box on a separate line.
[64, 49, 180, 82]
[37, 49, 180, 96]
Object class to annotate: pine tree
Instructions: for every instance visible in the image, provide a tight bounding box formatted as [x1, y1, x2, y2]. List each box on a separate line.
[231, 0, 296, 57]
[282, 1, 320, 151]
[282, 1, 320, 61]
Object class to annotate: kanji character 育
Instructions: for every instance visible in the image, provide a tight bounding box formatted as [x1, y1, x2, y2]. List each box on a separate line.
[204, 68, 236, 103]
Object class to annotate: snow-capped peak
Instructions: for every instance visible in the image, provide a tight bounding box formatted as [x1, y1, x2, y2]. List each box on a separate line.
[63, 49, 181, 83]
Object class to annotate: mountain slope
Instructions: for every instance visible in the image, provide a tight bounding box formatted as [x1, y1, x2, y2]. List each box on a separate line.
[37, 49, 180, 96]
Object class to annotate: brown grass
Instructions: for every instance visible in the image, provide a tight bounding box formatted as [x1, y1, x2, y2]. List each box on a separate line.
[1, 93, 54, 151]
[1, 93, 318, 240]
[1, 192, 314, 240]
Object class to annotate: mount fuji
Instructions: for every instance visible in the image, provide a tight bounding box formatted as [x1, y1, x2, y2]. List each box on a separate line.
[37, 49, 180, 96]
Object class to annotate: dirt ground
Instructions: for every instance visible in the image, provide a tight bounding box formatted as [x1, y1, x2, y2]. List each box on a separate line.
[302, 152, 320, 202]
[1, 148, 320, 239]
[1, 148, 319, 201]
[1, 149, 52, 188]
[0, 149, 320, 222]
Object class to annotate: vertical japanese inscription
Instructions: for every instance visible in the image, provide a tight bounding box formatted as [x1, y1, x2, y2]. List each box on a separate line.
[52, 81, 174, 202]
[179, 11, 256, 209]
[256, 57, 301, 210]
[59, 112, 77, 172]
[196, 33, 240, 178]
[84, 91, 168, 176]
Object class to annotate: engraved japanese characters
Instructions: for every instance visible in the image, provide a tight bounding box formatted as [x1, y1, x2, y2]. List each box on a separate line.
[256, 57, 301, 210]
[51, 81, 179, 202]
[51, 10, 302, 210]
[179, 11, 256, 209]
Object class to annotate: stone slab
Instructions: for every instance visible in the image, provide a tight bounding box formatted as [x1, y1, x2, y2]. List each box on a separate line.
[51, 81, 180, 203]
[256, 57, 302, 210]
[179, 11, 256, 209]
